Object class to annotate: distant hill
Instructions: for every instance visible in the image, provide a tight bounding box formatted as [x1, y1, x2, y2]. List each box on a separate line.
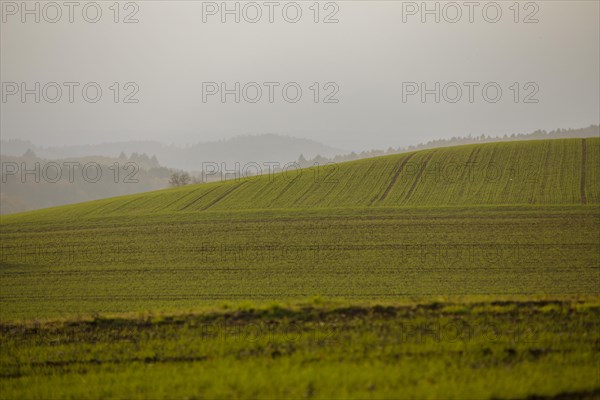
[3, 127, 596, 172]
[0, 152, 172, 214]
[0, 134, 344, 171]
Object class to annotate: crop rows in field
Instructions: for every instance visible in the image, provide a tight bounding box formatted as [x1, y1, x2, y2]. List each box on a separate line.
[3, 138, 597, 223]
[1, 206, 598, 320]
[1, 139, 599, 320]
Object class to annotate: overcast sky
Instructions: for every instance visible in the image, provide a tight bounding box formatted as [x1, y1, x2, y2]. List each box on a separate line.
[1, 1, 598, 151]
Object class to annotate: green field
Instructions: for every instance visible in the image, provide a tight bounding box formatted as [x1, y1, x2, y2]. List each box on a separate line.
[1, 138, 599, 398]
[2, 301, 599, 399]
[5, 138, 597, 221]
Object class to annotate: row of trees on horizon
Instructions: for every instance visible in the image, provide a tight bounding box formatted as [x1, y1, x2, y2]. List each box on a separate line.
[295, 125, 600, 168]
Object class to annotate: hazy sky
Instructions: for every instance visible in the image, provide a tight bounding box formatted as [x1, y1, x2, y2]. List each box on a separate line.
[1, 1, 599, 151]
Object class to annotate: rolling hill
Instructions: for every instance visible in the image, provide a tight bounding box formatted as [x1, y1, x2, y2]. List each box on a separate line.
[1, 138, 598, 321]
[3, 138, 598, 223]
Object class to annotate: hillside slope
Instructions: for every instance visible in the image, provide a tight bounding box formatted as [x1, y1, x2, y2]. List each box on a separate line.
[1, 138, 599, 321]
[3, 138, 598, 222]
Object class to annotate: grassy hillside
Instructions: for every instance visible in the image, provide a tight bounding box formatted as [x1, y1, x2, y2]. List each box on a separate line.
[1, 138, 598, 321]
[3, 138, 598, 223]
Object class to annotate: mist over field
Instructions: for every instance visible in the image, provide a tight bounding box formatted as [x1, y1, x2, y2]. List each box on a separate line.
[1, 1, 599, 399]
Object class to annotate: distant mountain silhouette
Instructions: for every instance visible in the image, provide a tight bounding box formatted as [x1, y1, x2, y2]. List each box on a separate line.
[0, 153, 171, 214]
[0, 134, 344, 171]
